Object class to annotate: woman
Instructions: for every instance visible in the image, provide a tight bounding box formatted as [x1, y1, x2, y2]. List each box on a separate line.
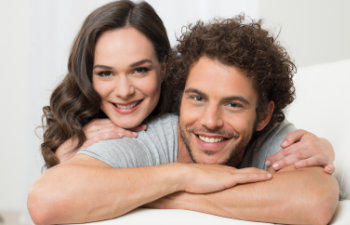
[41, 0, 172, 168]
[41, 0, 334, 172]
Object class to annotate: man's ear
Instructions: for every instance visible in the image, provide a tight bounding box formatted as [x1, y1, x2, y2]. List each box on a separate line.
[256, 101, 275, 131]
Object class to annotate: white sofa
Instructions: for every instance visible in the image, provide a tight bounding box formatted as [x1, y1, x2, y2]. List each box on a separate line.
[69, 59, 350, 225]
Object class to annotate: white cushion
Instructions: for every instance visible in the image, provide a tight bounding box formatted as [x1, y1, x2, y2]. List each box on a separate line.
[77, 208, 270, 225]
[286, 58, 350, 200]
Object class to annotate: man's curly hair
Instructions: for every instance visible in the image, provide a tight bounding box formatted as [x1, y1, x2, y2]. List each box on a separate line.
[167, 15, 296, 134]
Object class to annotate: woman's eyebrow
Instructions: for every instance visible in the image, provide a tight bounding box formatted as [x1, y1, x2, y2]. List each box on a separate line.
[93, 65, 112, 70]
[129, 59, 152, 67]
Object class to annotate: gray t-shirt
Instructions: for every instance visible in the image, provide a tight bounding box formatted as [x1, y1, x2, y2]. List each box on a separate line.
[79, 113, 295, 169]
[79, 114, 178, 168]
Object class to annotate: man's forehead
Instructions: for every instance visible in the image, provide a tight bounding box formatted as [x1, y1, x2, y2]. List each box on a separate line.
[185, 57, 255, 92]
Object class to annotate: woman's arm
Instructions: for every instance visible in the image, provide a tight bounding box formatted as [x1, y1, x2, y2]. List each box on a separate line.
[55, 118, 146, 163]
[266, 129, 335, 173]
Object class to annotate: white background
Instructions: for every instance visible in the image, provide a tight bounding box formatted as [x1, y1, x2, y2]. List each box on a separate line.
[0, 0, 349, 223]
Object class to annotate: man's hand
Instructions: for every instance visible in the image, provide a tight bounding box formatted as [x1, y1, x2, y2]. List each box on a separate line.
[181, 164, 272, 193]
[147, 166, 272, 209]
[265, 129, 335, 174]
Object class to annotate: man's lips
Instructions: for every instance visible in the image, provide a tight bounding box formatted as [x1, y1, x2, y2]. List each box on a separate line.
[194, 132, 230, 151]
[197, 135, 225, 143]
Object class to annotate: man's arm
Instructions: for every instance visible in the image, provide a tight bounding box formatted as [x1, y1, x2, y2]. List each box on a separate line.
[27, 154, 271, 225]
[147, 166, 339, 225]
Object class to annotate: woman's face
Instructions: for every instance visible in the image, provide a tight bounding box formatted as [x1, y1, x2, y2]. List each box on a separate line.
[92, 27, 162, 129]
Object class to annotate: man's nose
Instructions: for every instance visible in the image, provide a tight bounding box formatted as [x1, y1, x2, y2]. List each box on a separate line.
[200, 104, 224, 130]
[114, 75, 135, 99]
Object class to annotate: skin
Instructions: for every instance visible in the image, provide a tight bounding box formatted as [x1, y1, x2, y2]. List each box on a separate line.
[178, 56, 274, 165]
[55, 27, 162, 159]
[93, 27, 163, 129]
[27, 56, 338, 225]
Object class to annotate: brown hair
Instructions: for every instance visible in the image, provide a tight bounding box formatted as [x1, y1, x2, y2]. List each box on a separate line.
[41, 0, 170, 168]
[167, 15, 296, 136]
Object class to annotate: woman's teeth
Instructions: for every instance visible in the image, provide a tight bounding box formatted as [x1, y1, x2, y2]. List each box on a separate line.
[114, 102, 138, 109]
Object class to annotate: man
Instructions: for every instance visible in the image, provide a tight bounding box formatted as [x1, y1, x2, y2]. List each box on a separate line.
[28, 17, 338, 225]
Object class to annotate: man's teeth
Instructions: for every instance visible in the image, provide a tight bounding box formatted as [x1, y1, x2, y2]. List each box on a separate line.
[114, 102, 138, 109]
[198, 135, 224, 143]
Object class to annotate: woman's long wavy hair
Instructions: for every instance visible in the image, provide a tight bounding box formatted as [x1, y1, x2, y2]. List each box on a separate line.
[41, 0, 171, 168]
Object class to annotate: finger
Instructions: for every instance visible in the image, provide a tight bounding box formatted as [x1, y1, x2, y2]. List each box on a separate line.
[324, 164, 335, 174]
[96, 127, 138, 139]
[265, 148, 290, 167]
[265, 141, 304, 167]
[110, 129, 138, 138]
[231, 172, 272, 186]
[131, 124, 147, 132]
[84, 119, 115, 133]
[294, 156, 328, 169]
[281, 129, 308, 148]
[270, 146, 313, 170]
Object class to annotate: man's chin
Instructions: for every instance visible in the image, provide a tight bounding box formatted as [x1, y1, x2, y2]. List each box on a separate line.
[192, 153, 229, 165]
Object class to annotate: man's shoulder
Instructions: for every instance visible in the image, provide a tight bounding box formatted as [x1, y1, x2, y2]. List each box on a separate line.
[240, 120, 296, 169]
[148, 113, 179, 129]
[78, 113, 179, 168]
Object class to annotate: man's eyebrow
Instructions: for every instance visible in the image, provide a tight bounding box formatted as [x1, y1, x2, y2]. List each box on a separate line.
[184, 88, 250, 105]
[184, 88, 208, 98]
[130, 59, 153, 67]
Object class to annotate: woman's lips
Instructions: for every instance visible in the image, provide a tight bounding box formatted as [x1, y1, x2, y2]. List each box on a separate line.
[111, 100, 142, 114]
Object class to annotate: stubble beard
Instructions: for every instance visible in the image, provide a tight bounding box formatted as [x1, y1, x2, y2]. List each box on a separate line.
[179, 124, 249, 166]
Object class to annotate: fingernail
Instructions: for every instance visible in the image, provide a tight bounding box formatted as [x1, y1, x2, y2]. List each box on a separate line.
[295, 161, 303, 167]
[265, 160, 271, 166]
[272, 163, 279, 170]
[133, 132, 138, 137]
[267, 173, 272, 178]
[281, 141, 288, 146]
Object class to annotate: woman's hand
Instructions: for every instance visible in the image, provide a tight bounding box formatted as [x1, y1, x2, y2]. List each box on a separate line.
[265, 129, 335, 174]
[80, 118, 146, 149]
[55, 118, 147, 163]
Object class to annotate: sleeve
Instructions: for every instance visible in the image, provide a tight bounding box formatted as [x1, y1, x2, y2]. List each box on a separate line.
[239, 120, 296, 170]
[78, 114, 178, 168]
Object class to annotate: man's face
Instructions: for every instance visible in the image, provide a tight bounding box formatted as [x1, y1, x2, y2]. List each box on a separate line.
[179, 56, 267, 166]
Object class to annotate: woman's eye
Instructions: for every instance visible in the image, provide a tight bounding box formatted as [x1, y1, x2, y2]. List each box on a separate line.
[134, 67, 149, 74]
[97, 71, 112, 77]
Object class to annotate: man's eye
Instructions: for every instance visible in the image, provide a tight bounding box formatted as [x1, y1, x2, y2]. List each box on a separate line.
[97, 71, 112, 77]
[227, 103, 241, 108]
[134, 67, 149, 74]
[192, 96, 203, 101]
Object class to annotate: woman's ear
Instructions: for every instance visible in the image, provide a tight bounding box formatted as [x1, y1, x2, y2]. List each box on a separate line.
[256, 101, 275, 131]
